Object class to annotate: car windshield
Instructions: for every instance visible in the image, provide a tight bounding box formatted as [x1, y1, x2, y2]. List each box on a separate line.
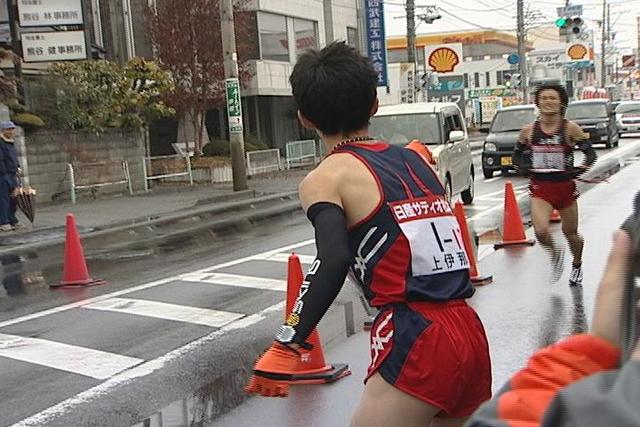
[369, 112, 441, 145]
[566, 104, 608, 119]
[490, 109, 536, 133]
[616, 103, 640, 114]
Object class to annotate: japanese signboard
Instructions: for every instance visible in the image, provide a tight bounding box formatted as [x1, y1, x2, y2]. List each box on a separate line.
[468, 88, 519, 98]
[225, 78, 243, 134]
[428, 75, 465, 113]
[557, 5, 583, 17]
[18, 0, 83, 27]
[424, 43, 463, 74]
[22, 31, 86, 62]
[365, 0, 388, 87]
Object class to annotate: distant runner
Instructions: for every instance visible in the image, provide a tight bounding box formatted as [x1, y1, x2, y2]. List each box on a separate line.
[513, 83, 596, 285]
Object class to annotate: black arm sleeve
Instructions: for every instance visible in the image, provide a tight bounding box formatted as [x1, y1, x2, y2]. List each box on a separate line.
[512, 143, 531, 175]
[274, 202, 353, 346]
[577, 140, 597, 168]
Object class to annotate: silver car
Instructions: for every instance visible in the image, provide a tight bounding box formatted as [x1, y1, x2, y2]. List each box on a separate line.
[615, 101, 640, 137]
[369, 102, 475, 204]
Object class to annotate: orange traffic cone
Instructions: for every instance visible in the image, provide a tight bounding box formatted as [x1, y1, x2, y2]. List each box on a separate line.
[51, 214, 106, 288]
[495, 181, 536, 249]
[454, 202, 493, 286]
[550, 209, 561, 223]
[284, 253, 351, 383]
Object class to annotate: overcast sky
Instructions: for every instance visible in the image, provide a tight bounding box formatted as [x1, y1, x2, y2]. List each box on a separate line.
[383, 0, 639, 56]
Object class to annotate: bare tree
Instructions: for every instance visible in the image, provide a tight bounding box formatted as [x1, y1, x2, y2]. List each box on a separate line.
[147, 0, 255, 155]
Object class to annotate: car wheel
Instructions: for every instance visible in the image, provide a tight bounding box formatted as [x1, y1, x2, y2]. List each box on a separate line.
[483, 168, 493, 179]
[605, 136, 612, 149]
[445, 177, 453, 204]
[461, 169, 474, 205]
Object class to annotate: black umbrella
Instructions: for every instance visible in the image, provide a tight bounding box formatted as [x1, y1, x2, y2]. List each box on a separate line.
[13, 186, 36, 224]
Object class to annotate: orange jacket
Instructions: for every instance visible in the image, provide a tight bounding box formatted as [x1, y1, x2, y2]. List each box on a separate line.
[466, 334, 634, 427]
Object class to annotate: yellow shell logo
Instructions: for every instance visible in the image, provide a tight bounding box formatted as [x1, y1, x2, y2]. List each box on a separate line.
[568, 44, 587, 60]
[428, 47, 460, 73]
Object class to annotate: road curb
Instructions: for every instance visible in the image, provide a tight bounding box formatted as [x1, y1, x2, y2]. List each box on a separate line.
[0, 191, 301, 257]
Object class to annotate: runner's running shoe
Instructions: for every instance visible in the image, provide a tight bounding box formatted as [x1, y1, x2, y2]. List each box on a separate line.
[569, 264, 583, 287]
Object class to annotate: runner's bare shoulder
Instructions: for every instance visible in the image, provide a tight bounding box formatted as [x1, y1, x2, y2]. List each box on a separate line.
[566, 121, 588, 145]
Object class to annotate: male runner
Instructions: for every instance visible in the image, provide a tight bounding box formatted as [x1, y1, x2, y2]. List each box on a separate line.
[245, 42, 491, 427]
[513, 84, 596, 285]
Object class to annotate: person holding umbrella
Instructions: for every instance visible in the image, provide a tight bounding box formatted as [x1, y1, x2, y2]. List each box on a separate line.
[0, 121, 22, 231]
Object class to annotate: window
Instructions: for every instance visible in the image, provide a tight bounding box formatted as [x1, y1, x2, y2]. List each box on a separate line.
[293, 18, 317, 58]
[347, 27, 357, 48]
[464, 73, 469, 89]
[471, 55, 484, 61]
[485, 72, 491, 87]
[474, 72, 479, 88]
[489, 54, 503, 60]
[258, 12, 289, 61]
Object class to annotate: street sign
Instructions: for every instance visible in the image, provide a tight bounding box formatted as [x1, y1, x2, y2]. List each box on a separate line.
[18, 0, 83, 27]
[365, 0, 388, 87]
[507, 54, 520, 65]
[225, 78, 243, 134]
[557, 5, 583, 17]
[22, 31, 86, 62]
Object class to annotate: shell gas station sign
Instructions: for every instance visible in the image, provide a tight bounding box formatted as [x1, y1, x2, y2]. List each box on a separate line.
[566, 43, 590, 61]
[424, 43, 463, 74]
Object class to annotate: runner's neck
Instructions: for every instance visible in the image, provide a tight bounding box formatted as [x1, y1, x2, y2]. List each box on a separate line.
[538, 114, 563, 133]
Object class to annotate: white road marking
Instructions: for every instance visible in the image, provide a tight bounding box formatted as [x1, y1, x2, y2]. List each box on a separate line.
[251, 252, 317, 264]
[185, 272, 287, 292]
[83, 298, 244, 328]
[0, 239, 314, 330]
[10, 301, 286, 427]
[482, 176, 502, 184]
[0, 333, 143, 380]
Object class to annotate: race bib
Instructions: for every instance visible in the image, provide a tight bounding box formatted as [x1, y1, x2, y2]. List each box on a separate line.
[531, 145, 565, 171]
[390, 196, 469, 277]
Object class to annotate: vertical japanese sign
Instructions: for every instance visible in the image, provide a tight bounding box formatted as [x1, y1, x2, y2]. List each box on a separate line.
[225, 78, 243, 134]
[365, 0, 388, 87]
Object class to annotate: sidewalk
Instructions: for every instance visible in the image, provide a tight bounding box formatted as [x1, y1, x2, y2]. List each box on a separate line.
[0, 167, 309, 249]
[207, 153, 640, 426]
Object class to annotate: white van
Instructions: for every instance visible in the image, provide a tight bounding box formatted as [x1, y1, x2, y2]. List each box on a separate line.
[369, 102, 475, 204]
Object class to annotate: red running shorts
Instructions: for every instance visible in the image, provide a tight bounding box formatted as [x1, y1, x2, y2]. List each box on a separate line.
[366, 300, 492, 418]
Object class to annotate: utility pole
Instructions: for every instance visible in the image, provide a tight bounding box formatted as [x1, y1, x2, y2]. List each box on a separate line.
[7, 0, 24, 100]
[406, 0, 417, 69]
[220, 0, 248, 191]
[600, 0, 607, 88]
[516, 0, 528, 103]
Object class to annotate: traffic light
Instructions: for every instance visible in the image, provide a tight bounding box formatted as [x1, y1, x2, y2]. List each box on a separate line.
[512, 73, 522, 88]
[503, 73, 512, 88]
[556, 16, 584, 38]
[555, 17, 568, 28]
[570, 17, 584, 35]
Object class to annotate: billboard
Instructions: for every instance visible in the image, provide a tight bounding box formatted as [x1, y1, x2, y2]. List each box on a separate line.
[424, 43, 463, 75]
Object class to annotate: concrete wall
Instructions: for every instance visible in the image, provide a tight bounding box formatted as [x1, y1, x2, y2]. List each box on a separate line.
[24, 130, 145, 203]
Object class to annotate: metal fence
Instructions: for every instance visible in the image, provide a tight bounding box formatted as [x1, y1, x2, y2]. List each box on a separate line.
[246, 149, 282, 176]
[68, 160, 133, 204]
[285, 139, 320, 169]
[141, 154, 193, 192]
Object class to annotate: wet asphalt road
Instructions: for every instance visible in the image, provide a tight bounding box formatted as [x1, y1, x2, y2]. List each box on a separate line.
[1, 136, 639, 427]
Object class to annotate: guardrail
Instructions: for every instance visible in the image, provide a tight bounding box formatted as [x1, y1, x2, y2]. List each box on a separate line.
[141, 154, 193, 192]
[68, 160, 133, 204]
[285, 139, 319, 169]
[246, 149, 282, 175]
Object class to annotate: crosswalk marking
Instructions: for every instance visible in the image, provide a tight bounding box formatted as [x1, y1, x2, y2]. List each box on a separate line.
[252, 252, 317, 264]
[0, 333, 143, 380]
[83, 298, 245, 328]
[183, 272, 287, 291]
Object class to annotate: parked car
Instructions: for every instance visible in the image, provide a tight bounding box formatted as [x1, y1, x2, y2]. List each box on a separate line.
[369, 102, 475, 204]
[615, 101, 640, 137]
[565, 99, 619, 148]
[481, 105, 537, 179]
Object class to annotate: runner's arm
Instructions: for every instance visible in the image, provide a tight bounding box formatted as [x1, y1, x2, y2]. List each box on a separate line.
[512, 125, 532, 173]
[567, 121, 597, 169]
[274, 168, 352, 346]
